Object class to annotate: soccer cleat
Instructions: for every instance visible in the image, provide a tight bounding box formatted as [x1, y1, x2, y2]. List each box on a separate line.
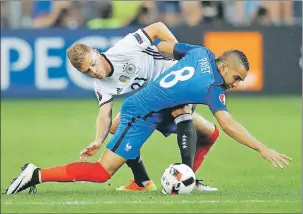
[116, 180, 157, 192]
[194, 179, 218, 192]
[5, 163, 40, 195]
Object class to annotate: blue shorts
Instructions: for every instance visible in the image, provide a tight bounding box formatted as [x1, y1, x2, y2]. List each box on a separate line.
[106, 102, 196, 159]
[155, 109, 176, 137]
[106, 101, 158, 159]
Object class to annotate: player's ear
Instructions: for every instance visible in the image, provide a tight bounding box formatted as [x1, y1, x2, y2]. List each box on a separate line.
[220, 61, 228, 74]
[93, 49, 100, 56]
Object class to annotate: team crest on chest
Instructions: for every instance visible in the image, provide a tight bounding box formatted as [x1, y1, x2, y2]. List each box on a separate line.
[123, 63, 136, 75]
[119, 75, 130, 83]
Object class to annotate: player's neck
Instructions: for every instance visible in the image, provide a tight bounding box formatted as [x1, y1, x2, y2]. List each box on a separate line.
[100, 55, 113, 77]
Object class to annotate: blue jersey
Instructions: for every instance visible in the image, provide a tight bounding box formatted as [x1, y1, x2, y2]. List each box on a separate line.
[125, 46, 228, 118]
[107, 46, 228, 159]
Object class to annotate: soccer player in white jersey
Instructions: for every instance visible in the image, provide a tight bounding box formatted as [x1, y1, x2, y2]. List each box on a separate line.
[66, 22, 218, 191]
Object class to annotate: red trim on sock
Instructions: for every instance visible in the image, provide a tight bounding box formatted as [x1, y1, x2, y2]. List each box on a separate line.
[41, 162, 110, 183]
[193, 125, 219, 172]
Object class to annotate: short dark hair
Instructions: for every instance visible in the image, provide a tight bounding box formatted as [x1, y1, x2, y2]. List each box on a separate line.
[219, 49, 250, 71]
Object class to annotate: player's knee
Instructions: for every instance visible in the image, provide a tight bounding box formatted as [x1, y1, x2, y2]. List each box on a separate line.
[211, 125, 219, 143]
[97, 163, 115, 178]
[171, 104, 193, 118]
[98, 149, 126, 177]
[171, 108, 186, 118]
[196, 125, 219, 146]
[193, 113, 217, 137]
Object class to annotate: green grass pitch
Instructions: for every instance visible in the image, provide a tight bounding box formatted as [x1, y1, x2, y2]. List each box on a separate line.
[1, 96, 302, 213]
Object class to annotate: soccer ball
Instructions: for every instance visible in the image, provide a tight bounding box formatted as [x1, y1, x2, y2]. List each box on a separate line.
[161, 163, 196, 195]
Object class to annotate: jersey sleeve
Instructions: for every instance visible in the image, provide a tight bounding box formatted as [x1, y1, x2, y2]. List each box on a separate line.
[173, 43, 202, 60]
[120, 29, 152, 51]
[104, 28, 152, 58]
[94, 84, 113, 107]
[205, 86, 228, 115]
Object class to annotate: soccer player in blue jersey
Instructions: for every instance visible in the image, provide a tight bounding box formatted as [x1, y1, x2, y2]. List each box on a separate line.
[5, 43, 292, 195]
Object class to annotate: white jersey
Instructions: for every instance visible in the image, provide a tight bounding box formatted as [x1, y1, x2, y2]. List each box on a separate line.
[94, 29, 178, 106]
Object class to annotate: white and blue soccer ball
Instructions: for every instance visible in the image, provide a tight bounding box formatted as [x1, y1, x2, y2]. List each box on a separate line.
[161, 163, 196, 195]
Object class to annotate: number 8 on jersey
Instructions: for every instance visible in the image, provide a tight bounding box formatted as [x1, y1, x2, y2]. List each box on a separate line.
[160, 66, 195, 88]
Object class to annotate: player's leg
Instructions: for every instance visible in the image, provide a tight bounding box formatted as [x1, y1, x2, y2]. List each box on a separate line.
[40, 148, 125, 182]
[108, 114, 157, 191]
[116, 152, 156, 191]
[163, 105, 219, 175]
[162, 105, 219, 191]
[110, 112, 154, 190]
[4, 125, 129, 194]
[191, 112, 219, 191]
[116, 105, 197, 191]
[5, 111, 155, 195]
[5, 149, 125, 195]
[171, 104, 197, 169]
[192, 112, 219, 172]
[115, 106, 219, 192]
[159, 105, 218, 192]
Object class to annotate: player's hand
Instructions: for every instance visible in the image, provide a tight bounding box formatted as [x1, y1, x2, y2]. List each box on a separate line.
[79, 141, 102, 161]
[259, 147, 292, 168]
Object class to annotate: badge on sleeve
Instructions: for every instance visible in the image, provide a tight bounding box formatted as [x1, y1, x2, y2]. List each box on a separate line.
[134, 33, 143, 44]
[219, 94, 226, 106]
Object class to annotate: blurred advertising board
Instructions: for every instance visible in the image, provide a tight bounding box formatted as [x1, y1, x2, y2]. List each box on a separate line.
[1, 26, 301, 98]
[1, 28, 135, 98]
[204, 32, 263, 91]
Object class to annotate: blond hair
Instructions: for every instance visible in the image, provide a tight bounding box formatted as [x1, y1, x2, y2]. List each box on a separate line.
[67, 43, 91, 70]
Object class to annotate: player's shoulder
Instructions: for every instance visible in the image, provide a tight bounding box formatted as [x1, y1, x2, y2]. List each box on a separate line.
[187, 46, 216, 63]
[192, 46, 215, 57]
[105, 28, 151, 56]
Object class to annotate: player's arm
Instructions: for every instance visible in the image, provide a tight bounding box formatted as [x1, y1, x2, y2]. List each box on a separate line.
[214, 111, 292, 168]
[79, 88, 113, 160]
[143, 22, 178, 43]
[95, 102, 113, 144]
[206, 86, 292, 168]
[157, 42, 202, 60]
[79, 101, 113, 161]
[119, 22, 178, 55]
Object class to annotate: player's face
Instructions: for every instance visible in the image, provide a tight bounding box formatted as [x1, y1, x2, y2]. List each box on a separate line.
[223, 68, 245, 90]
[79, 49, 107, 79]
[219, 56, 247, 90]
